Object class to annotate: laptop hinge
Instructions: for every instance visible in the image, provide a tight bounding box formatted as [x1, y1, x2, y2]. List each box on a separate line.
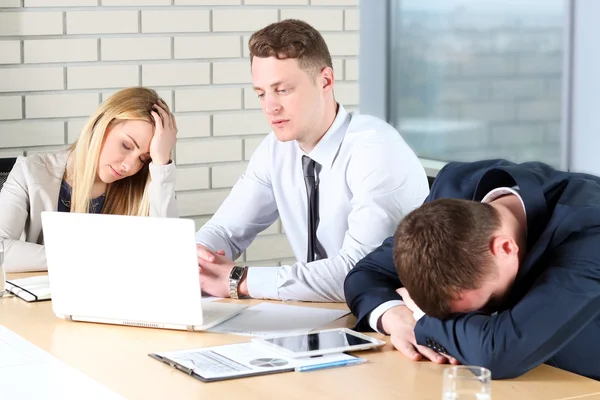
[186, 325, 195, 332]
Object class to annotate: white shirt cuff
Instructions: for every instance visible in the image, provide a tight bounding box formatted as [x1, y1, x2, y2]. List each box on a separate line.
[246, 266, 280, 300]
[148, 160, 176, 183]
[413, 308, 426, 321]
[368, 300, 405, 334]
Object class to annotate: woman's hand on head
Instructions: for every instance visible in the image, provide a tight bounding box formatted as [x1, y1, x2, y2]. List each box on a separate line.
[149, 99, 178, 165]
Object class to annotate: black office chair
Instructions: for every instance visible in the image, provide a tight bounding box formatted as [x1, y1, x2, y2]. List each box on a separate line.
[427, 175, 435, 188]
[0, 157, 17, 192]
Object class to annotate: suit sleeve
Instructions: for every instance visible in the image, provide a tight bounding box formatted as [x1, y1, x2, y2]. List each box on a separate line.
[344, 237, 404, 330]
[148, 162, 178, 218]
[0, 157, 47, 272]
[414, 225, 600, 379]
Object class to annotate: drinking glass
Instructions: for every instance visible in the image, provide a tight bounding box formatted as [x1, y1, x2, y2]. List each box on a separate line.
[442, 366, 491, 400]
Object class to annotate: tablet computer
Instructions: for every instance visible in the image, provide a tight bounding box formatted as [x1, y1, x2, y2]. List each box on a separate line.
[251, 328, 386, 358]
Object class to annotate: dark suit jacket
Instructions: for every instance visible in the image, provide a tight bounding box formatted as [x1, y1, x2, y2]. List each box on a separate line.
[344, 159, 600, 380]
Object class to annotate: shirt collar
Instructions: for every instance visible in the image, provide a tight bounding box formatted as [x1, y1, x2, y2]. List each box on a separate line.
[301, 103, 350, 169]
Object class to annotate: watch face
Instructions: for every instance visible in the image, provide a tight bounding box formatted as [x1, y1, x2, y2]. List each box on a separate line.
[230, 266, 245, 280]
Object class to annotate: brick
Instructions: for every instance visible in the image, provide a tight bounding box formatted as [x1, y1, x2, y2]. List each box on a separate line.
[142, 63, 210, 87]
[0, 67, 63, 92]
[173, 115, 210, 138]
[280, 9, 343, 31]
[102, 37, 171, 61]
[0, 121, 64, 147]
[345, 58, 358, 80]
[244, 136, 265, 160]
[174, 0, 239, 3]
[212, 61, 251, 84]
[0, 12, 62, 36]
[334, 82, 358, 105]
[517, 100, 561, 121]
[246, 234, 294, 261]
[191, 216, 211, 231]
[211, 162, 247, 188]
[213, 111, 268, 136]
[243, 35, 251, 58]
[517, 54, 562, 75]
[176, 138, 242, 164]
[26, 145, 70, 155]
[322, 33, 359, 56]
[461, 102, 516, 123]
[102, 0, 171, 5]
[311, 0, 357, 4]
[0, 96, 22, 120]
[459, 54, 517, 76]
[67, 118, 88, 143]
[68, 65, 138, 90]
[26, 93, 98, 119]
[0, 149, 24, 158]
[0, 40, 20, 64]
[491, 78, 546, 100]
[174, 36, 241, 59]
[25, 0, 96, 5]
[67, 11, 138, 34]
[175, 166, 209, 191]
[245, 0, 305, 4]
[142, 10, 209, 33]
[212, 9, 278, 32]
[0, 0, 20, 6]
[345, 9, 359, 30]
[332, 59, 344, 79]
[25, 39, 97, 64]
[101, 89, 172, 109]
[178, 190, 230, 216]
[175, 88, 241, 112]
[244, 87, 260, 110]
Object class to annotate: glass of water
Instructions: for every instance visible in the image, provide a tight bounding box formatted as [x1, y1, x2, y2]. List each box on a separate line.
[0, 238, 5, 297]
[443, 366, 491, 400]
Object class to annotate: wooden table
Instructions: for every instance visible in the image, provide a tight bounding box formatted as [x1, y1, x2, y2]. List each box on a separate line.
[2, 275, 600, 400]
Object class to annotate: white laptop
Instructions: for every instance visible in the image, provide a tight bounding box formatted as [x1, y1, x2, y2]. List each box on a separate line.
[41, 211, 247, 331]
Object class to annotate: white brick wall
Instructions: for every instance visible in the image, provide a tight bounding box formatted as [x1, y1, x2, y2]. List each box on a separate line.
[0, 1, 359, 265]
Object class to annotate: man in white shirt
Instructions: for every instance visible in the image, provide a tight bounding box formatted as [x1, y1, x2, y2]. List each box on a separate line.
[196, 19, 428, 302]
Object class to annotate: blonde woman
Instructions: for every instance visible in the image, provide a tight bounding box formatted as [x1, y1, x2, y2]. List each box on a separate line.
[0, 87, 178, 272]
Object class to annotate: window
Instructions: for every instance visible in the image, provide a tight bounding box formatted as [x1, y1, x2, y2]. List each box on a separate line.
[388, 0, 565, 167]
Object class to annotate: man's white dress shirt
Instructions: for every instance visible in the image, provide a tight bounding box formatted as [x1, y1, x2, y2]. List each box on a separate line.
[196, 104, 429, 302]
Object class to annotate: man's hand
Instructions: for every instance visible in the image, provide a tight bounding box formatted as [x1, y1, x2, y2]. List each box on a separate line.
[381, 305, 459, 365]
[196, 246, 249, 298]
[196, 244, 225, 263]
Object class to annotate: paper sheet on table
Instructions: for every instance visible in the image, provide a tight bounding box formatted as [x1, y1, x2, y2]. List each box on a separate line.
[0, 325, 125, 400]
[208, 303, 349, 337]
[151, 342, 358, 381]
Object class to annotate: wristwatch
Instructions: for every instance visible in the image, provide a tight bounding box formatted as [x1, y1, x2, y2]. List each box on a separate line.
[229, 265, 248, 299]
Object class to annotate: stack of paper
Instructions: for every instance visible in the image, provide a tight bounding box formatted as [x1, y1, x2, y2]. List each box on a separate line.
[208, 303, 349, 337]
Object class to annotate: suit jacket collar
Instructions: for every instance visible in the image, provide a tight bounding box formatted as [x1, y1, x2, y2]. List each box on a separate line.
[473, 165, 551, 306]
[473, 165, 549, 250]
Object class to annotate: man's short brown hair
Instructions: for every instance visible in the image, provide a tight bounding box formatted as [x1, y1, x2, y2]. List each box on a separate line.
[248, 19, 333, 76]
[393, 198, 501, 319]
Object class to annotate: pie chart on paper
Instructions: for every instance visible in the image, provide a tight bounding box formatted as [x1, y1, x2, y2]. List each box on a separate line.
[248, 358, 289, 368]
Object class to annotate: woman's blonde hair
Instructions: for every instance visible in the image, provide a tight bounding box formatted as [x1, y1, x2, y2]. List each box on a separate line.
[69, 87, 164, 216]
